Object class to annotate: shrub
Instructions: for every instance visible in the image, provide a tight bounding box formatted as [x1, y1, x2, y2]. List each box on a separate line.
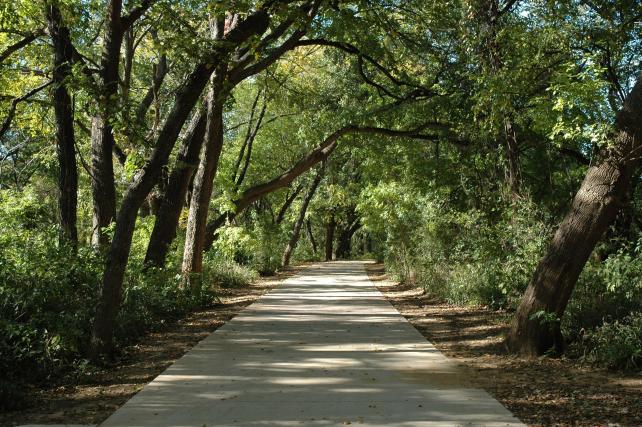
[582, 313, 642, 370]
[0, 195, 219, 394]
[204, 254, 258, 288]
[564, 248, 642, 342]
[359, 183, 549, 309]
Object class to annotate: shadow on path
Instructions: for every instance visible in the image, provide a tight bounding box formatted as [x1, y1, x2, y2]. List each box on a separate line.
[99, 261, 524, 427]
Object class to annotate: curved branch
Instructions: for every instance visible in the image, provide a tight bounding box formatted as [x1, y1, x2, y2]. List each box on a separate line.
[203, 122, 453, 248]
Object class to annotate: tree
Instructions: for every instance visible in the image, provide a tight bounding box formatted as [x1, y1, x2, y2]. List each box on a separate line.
[90, 8, 273, 358]
[507, 73, 642, 355]
[45, 3, 78, 246]
[143, 0, 322, 270]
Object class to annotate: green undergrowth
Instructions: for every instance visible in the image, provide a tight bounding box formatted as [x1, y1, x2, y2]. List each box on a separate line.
[0, 192, 260, 409]
[359, 183, 642, 371]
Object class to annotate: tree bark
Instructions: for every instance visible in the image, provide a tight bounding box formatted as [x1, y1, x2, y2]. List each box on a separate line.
[282, 167, 323, 267]
[90, 0, 124, 247]
[46, 4, 78, 247]
[143, 109, 206, 267]
[181, 67, 228, 278]
[275, 183, 304, 224]
[325, 215, 336, 261]
[506, 73, 642, 356]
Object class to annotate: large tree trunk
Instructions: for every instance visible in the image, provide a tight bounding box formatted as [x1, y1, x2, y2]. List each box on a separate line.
[181, 67, 227, 278]
[90, 115, 117, 247]
[507, 73, 642, 356]
[144, 109, 207, 267]
[282, 167, 323, 267]
[46, 4, 78, 247]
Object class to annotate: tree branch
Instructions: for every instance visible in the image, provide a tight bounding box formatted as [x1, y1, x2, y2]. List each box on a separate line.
[0, 80, 54, 142]
[0, 29, 44, 65]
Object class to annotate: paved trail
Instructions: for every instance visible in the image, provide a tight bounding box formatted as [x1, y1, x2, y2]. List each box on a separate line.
[100, 261, 523, 427]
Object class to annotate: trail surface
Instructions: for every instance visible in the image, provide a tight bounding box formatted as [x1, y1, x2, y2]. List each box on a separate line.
[99, 261, 523, 426]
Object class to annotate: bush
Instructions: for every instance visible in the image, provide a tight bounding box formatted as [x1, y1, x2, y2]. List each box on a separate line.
[581, 313, 642, 370]
[359, 183, 549, 309]
[564, 249, 642, 339]
[0, 193, 219, 393]
[212, 222, 284, 275]
[204, 254, 258, 288]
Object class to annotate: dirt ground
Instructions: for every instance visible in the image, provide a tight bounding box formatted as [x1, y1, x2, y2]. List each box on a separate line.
[366, 263, 642, 427]
[0, 266, 305, 427]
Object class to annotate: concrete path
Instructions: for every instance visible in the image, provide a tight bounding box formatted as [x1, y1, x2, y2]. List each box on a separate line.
[99, 261, 523, 427]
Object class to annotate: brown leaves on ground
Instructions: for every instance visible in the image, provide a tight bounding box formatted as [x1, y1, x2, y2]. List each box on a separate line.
[367, 263, 642, 427]
[0, 267, 304, 427]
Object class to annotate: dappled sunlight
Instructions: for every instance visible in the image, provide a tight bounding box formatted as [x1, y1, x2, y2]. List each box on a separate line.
[99, 261, 523, 427]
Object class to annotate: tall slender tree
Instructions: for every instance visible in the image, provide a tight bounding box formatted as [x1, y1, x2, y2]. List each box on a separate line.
[45, 3, 78, 246]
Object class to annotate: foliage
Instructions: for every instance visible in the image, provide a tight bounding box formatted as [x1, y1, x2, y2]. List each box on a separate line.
[359, 183, 550, 309]
[0, 191, 220, 404]
[203, 253, 259, 288]
[580, 313, 642, 370]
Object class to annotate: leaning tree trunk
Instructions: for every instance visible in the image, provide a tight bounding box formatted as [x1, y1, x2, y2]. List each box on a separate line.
[181, 67, 227, 278]
[89, 62, 214, 359]
[144, 109, 206, 267]
[89, 10, 272, 359]
[282, 167, 323, 267]
[325, 215, 336, 261]
[506, 73, 642, 356]
[46, 4, 78, 247]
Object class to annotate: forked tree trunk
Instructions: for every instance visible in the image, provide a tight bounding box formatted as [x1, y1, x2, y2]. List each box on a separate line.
[282, 168, 323, 267]
[144, 109, 206, 267]
[325, 215, 336, 261]
[46, 4, 78, 247]
[506, 73, 642, 355]
[306, 219, 317, 254]
[181, 67, 228, 278]
[336, 221, 360, 259]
